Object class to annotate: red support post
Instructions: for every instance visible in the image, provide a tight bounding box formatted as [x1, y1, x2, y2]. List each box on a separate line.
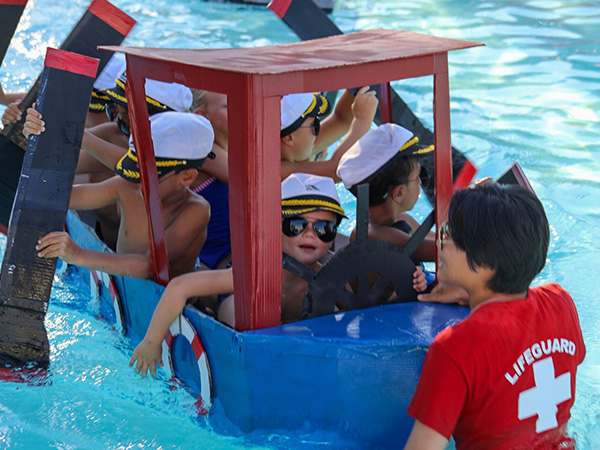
[124, 57, 170, 286]
[379, 81, 393, 124]
[432, 53, 453, 269]
[227, 77, 282, 331]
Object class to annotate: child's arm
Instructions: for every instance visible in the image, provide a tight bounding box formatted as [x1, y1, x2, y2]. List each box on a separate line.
[130, 268, 234, 377]
[417, 282, 469, 306]
[197, 143, 228, 184]
[312, 89, 355, 153]
[0, 85, 25, 106]
[68, 176, 120, 211]
[280, 87, 378, 181]
[80, 129, 128, 170]
[36, 231, 155, 278]
[367, 222, 436, 262]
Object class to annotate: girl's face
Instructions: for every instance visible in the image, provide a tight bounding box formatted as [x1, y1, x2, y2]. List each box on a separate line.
[282, 210, 337, 266]
[201, 92, 228, 138]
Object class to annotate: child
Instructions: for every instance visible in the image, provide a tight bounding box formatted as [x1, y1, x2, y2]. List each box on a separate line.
[280, 87, 378, 181]
[404, 183, 585, 450]
[337, 123, 437, 267]
[35, 111, 212, 279]
[130, 173, 421, 377]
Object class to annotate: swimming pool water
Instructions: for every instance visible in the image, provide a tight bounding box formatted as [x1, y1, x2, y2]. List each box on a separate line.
[1, 0, 599, 448]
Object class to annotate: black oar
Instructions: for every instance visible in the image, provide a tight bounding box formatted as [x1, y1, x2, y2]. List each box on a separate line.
[268, 0, 476, 202]
[0, 48, 99, 367]
[0, 0, 136, 228]
[0, 0, 28, 68]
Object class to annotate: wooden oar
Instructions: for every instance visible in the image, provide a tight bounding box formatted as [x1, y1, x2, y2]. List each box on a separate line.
[0, 0, 136, 229]
[0, 48, 99, 367]
[268, 0, 477, 201]
[0, 0, 28, 68]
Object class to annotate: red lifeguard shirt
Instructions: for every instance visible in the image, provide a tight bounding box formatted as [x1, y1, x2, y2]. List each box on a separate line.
[407, 283, 585, 450]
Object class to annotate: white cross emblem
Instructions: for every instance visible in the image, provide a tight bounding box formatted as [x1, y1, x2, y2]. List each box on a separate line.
[518, 357, 572, 433]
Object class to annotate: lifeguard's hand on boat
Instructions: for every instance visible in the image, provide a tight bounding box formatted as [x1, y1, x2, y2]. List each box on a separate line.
[130, 339, 163, 377]
[36, 231, 82, 264]
[417, 281, 469, 306]
[22, 106, 45, 137]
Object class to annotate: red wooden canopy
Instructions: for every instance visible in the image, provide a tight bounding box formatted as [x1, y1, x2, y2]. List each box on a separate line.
[102, 29, 482, 331]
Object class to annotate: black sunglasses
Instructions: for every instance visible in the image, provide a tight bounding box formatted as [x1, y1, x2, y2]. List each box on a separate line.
[282, 216, 337, 242]
[116, 117, 130, 137]
[105, 103, 118, 122]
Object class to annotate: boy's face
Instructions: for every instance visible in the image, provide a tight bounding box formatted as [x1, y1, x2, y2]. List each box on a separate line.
[397, 162, 422, 211]
[281, 117, 317, 162]
[282, 210, 336, 266]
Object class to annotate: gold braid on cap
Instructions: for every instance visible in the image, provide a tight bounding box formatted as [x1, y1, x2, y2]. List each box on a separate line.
[399, 136, 434, 155]
[124, 148, 188, 168]
[115, 77, 169, 110]
[281, 198, 345, 216]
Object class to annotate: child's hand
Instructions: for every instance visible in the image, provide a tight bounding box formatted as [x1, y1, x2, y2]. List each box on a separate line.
[23, 106, 45, 137]
[36, 231, 81, 263]
[417, 281, 469, 306]
[413, 266, 427, 293]
[129, 339, 163, 377]
[351, 86, 378, 122]
[1, 100, 22, 125]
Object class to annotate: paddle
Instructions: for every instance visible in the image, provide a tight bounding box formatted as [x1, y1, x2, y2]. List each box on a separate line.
[0, 48, 99, 367]
[0, 0, 136, 229]
[268, 0, 477, 202]
[0, 0, 28, 68]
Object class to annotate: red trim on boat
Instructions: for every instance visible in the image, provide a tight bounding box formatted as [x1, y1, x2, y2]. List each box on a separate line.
[0, 0, 28, 5]
[453, 159, 477, 190]
[88, 0, 136, 36]
[267, 0, 293, 19]
[0, 223, 7, 235]
[165, 330, 174, 347]
[43, 48, 99, 77]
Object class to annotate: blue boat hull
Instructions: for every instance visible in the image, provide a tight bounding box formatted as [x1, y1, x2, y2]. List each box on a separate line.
[65, 210, 470, 448]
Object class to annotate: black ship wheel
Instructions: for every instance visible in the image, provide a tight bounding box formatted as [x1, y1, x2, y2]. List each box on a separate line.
[282, 184, 436, 320]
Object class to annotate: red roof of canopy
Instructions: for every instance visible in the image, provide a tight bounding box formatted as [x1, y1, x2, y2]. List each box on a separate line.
[102, 29, 483, 331]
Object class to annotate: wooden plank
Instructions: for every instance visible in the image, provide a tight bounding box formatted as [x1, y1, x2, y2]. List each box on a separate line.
[0, 48, 99, 367]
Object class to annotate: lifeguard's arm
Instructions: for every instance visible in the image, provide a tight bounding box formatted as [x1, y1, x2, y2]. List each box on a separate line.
[403, 420, 449, 450]
[312, 89, 355, 153]
[36, 231, 154, 278]
[130, 268, 234, 377]
[417, 282, 469, 306]
[198, 143, 229, 184]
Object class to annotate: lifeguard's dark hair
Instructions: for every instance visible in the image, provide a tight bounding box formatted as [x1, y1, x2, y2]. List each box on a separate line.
[357, 154, 420, 207]
[447, 183, 549, 294]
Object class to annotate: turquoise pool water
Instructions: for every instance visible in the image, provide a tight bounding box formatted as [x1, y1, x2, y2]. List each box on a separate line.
[1, 0, 599, 448]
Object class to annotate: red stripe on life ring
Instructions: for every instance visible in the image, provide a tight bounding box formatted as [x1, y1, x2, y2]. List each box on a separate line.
[190, 334, 204, 361]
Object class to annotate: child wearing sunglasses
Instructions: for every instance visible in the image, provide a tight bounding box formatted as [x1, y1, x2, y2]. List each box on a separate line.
[130, 173, 420, 377]
[337, 123, 438, 290]
[280, 88, 378, 181]
[403, 183, 585, 450]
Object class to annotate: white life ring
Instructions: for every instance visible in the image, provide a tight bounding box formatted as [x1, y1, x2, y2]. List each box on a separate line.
[161, 315, 212, 414]
[90, 269, 125, 335]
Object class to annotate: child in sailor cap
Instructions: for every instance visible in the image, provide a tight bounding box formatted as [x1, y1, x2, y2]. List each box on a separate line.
[36, 111, 212, 281]
[337, 122, 436, 289]
[129, 173, 346, 377]
[280, 87, 378, 181]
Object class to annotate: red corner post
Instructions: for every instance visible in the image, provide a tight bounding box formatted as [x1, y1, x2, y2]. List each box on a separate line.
[227, 76, 282, 331]
[124, 56, 170, 286]
[433, 52, 453, 267]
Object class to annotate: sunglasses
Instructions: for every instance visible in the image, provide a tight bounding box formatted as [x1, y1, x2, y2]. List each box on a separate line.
[116, 117, 130, 137]
[282, 216, 337, 242]
[298, 117, 320, 136]
[105, 103, 118, 122]
[438, 221, 452, 251]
